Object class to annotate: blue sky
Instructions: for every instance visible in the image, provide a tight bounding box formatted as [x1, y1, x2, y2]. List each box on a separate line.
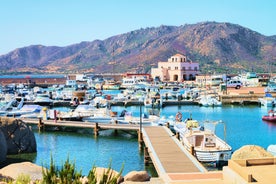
[0, 0, 275, 55]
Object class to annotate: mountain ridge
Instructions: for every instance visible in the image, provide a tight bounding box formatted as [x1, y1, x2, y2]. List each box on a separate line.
[1, 21, 275, 74]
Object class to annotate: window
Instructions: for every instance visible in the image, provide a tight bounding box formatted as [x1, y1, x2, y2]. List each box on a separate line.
[172, 58, 174, 62]
[168, 67, 171, 70]
[182, 67, 186, 71]
[181, 58, 183, 62]
[194, 67, 198, 71]
[175, 58, 177, 62]
[175, 67, 178, 70]
[188, 67, 191, 70]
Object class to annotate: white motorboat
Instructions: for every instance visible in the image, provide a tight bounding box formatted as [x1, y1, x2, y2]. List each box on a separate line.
[0, 96, 25, 116]
[174, 117, 232, 166]
[116, 111, 160, 126]
[33, 93, 54, 106]
[57, 104, 99, 121]
[7, 104, 43, 117]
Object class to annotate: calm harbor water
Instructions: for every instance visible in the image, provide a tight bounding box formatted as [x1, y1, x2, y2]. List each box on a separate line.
[10, 103, 276, 176]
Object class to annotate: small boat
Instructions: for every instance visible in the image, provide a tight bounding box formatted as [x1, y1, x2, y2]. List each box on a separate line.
[57, 104, 98, 121]
[33, 93, 54, 106]
[7, 104, 43, 117]
[117, 111, 160, 126]
[262, 110, 276, 122]
[174, 115, 232, 166]
[0, 96, 25, 116]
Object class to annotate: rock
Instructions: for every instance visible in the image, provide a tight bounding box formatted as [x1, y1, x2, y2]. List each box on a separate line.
[0, 130, 7, 162]
[231, 145, 273, 160]
[0, 162, 44, 181]
[124, 171, 150, 182]
[0, 117, 36, 154]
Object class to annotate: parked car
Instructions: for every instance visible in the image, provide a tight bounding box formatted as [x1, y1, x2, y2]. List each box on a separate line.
[227, 80, 242, 89]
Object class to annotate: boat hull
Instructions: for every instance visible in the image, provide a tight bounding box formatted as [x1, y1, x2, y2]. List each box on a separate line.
[262, 115, 276, 122]
[194, 149, 232, 163]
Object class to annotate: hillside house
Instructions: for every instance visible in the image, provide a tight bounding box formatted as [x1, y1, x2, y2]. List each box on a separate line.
[151, 54, 199, 82]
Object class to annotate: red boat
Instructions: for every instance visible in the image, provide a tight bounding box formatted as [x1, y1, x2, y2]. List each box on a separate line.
[262, 110, 276, 122]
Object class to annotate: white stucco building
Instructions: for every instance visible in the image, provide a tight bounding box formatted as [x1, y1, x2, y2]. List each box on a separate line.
[151, 54, 199, 82]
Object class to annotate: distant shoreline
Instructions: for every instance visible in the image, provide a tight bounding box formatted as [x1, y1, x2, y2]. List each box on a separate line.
[0, 76, 67, 86]
[0, 74, 66, 79]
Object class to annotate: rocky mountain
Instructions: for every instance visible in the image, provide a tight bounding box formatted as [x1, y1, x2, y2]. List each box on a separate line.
[0, 21, 275, 74]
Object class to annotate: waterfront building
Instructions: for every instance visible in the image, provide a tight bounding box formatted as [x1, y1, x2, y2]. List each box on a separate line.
[151, 54, 199, 82]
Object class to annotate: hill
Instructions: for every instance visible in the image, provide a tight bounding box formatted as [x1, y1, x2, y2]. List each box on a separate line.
[0, 22, 275, 74]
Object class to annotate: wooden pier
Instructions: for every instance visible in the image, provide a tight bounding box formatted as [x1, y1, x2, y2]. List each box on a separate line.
[142, 126, 224, 183]
[21, 118, 224, 183]
[22, 118, 140, 136]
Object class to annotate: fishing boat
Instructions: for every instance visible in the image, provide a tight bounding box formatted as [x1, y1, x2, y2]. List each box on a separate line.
[174, 115, 232, 166]
[262, 110, 276, 122]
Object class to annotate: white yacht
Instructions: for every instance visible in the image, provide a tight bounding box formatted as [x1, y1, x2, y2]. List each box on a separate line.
[174, 117, 232, 166]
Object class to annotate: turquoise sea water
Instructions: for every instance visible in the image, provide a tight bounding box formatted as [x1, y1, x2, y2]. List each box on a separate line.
[6, 96, 276, 176]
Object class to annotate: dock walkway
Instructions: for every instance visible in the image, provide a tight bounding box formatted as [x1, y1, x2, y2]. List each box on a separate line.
[22, 118, 139, 133]
[141, 126, 224, 183]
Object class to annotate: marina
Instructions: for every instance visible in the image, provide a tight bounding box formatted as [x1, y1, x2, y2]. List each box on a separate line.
[4, 104, 276, 178]
[1, 74, 276, 183]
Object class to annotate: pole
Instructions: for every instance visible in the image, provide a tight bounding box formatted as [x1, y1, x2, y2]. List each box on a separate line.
[140, 100, 142, 132]
[138, 99, 143, 149]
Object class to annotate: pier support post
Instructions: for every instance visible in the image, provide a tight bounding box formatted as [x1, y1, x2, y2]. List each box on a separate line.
[176, 132, 180, 140]
[38, 118, 44, 132]
[94, 123, 99, 137]
[144, 147, 152, 165]
[138, 130, 143, 150]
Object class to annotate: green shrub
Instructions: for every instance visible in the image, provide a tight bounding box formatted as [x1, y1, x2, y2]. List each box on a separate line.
[59, 157, 82, 184]
[41, 155, 58, 184]
[42, 157, 123, 184]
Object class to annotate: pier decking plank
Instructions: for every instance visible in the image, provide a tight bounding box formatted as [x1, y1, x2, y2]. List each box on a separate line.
[142, 126, 206, 175]
[22, 118, 140, 131]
